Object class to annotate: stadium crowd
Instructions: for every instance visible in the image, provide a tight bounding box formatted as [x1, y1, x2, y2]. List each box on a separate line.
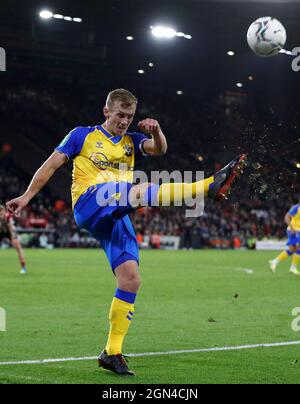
[0, 75, 299, 249]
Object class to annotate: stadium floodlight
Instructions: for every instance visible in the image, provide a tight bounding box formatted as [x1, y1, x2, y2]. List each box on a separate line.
[138, 69, 145, 74]
[176, 90, 183, 95]
[40, 11, 82, 23]
[148, 62, 154, 67]
[227, 51, 235, 56]
[39, 10, 53, 20]
[126, 36, 134, 41]
[152, 26, 177, 39]
[151, 26, 192, 40]
[236, 83, 243, 88]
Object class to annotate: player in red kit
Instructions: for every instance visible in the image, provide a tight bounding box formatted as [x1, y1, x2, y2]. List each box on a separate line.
[0, 205, 27, 274]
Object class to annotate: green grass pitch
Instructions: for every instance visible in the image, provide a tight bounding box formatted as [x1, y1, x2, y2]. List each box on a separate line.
[0, 249, 300, 384]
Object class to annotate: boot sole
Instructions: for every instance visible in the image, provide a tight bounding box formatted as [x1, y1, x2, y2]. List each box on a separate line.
[215, 154, 247, 200]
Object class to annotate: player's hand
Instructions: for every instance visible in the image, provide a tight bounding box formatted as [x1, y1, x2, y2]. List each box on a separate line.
[6, 195, 30, 216]
[138, 119, 161, 137]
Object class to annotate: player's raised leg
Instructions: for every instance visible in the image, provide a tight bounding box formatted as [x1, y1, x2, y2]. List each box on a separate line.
[130, 154, 247, 207]
[207, 155, 247, 201]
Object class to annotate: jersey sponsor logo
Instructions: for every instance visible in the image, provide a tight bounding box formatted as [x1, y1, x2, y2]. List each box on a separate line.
[96, 142, 103, 149]
[90, 152, 133, 171]
[90, 152, 112, 170]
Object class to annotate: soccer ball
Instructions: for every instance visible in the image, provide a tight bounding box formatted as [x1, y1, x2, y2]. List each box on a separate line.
[247, 17, 287, 57]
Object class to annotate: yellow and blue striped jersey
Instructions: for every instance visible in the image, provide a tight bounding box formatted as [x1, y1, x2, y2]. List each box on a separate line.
[55, 125, 148, 208]
[288, 203, 300, 231]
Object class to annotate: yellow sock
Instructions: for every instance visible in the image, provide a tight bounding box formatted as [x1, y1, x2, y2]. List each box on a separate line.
[105, 297, 135, 355]
[291, 254, 300, 268]
[276, 251, 290, 262]
[158, 176, 214, 205]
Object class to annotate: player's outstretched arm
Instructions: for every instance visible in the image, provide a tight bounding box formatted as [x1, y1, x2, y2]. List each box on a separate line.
[138, 118, 167, 156]
[6, 151, 67, 215]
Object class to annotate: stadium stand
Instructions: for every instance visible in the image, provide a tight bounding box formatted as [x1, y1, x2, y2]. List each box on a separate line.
[0, 74, 299, 249]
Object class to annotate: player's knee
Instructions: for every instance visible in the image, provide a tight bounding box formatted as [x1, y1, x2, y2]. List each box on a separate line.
[11, 238, 18, 248]
[116, 264, 142, 292]
[125, 272, 142, 290]
[289, 246, 296, 254]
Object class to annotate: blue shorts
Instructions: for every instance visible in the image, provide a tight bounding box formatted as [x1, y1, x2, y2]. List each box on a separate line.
[74, 182, 139, 272]
[287, 230, 300, 247]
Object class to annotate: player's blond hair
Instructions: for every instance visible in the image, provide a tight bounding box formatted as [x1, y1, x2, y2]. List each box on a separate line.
[106, 89, 138, 109]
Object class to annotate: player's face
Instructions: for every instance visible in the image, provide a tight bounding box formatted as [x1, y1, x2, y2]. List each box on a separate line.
[104, 101, 136, 136]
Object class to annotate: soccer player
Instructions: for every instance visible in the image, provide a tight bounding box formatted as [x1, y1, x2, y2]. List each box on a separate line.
[269, 200, 300, 275]
[6, 89, 246, 376]
[0, 205, 27, 274]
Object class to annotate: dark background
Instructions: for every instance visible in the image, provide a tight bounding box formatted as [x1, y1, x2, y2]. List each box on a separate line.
[1, 0, 300, 96]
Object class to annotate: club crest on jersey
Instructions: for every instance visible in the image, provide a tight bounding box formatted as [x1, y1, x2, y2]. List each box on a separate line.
[124, 145, 133, 157]
[96, 142, 103, 149]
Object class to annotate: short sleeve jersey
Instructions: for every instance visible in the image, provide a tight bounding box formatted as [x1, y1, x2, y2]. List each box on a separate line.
[55, 125, 148, 208]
